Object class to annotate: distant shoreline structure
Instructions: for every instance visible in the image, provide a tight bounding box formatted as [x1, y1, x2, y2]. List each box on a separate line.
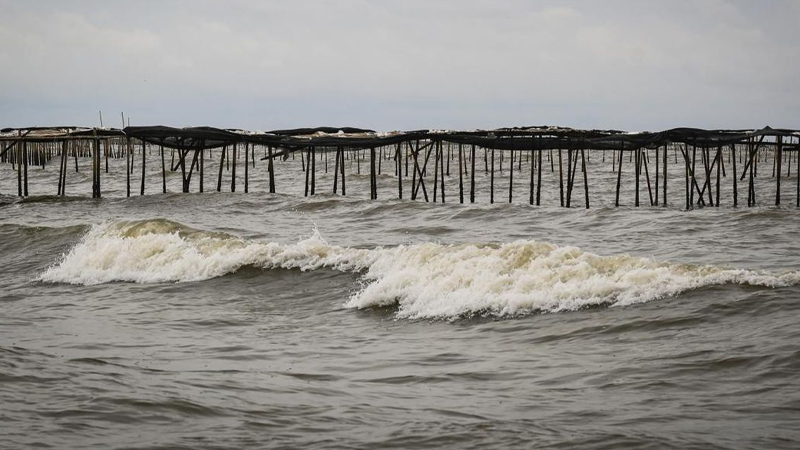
[1, 125, 798, 209]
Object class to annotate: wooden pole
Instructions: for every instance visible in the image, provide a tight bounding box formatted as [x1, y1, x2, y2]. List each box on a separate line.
[340, 148, 346, 196]
[776, 136, 782, 206]
[655, 147, 659, 205]
[470, 144, 476, 203]
[529, 148, 535, 205]
[231, 143, 237, 193]
[714, 147, 723, 208]
[684, 147, 690, 209]
[244, 143, 249, 193]
[57, 140, 66, 196]
[217, 145, 226, 192]
[333, 147, 340, 194]
[125, 138, 131, 197]
[458, 143, 464, 204]
[558, 148, 564, 206]
[581, 148, 589, 208]
[311, 147, 316, 196]
[370, 146, 376, 199]
[536, 147, 543, 206]
[615, 147, 623, 207]
[663, 145, 668, 207]
[508, 147, 514, 204]
[411, 143, 418, 200]
[397, 144, 403, 199]
[732, 145, 737, 207]
[490, 148, 495, 204]
[140, 139, 146, 195]
[433, 141, 440, 203]
[179, 150, 187, 193]
[566, 147, 573, 207]
[642, 149, 653, 206]
[304, 148, 311, 197]
[92, 135, 100, 198]
[23, 140, 29, 197]
[635, 148, 640, 207]
[199, 145, 204, 193]
[268, 146, 275, 193]
[690, 144, 697, 205]
[161, 144, 167, 193]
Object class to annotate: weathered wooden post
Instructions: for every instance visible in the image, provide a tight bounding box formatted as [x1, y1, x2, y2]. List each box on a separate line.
[470, 144, 476, 203]
[140, 139, 146, 195]
[776, 136, 782, 206]
[244, 142, 249, 193]
[231, 142, 237, 193]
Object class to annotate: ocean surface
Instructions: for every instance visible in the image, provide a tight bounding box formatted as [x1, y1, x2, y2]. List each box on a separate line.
[2, 148, 800, 449]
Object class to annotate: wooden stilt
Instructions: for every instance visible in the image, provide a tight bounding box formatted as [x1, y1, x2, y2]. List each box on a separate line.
[340, 148, 346, 196]
[199, 145, 204, 193]
[558, 148, 564, 206]
[470, 144, 476, 203]
[714, 147, 723, 208]
[140, 139, 146, 195]
[536, 147, 543, 206]
[161, 144, 167, 193]
[566, 147, 573, 207]
[582, 148, 589, 208]
[529, 147, 535, 205]
[490, 148, 495, 204]
[304, 148, 311, 197]
[370, 146, 376, 199]
[690, 144, 697, 205]
[508, 147, 514, 204]
[57, 140, 65, 195]
[615, 147, 623, 207]
[217, 146, 226, 192]
[433, 141, 440, 203]
[333, 147, 340, 194]
[776, 136, 782, 206]
[731, 145, 737, 207]
[655, 147, 659, 205]
[684, 146, 690, 209]
[231, 143, 237, 193]
[92, 135, 100, 198]
[663, 145, 668, 207]
[642, 149, 653, 206]
[458, 143, 464, 204]
[635, 148, 640, 207]
[397, 144, 403, 199]
[311, 147, 316, 196]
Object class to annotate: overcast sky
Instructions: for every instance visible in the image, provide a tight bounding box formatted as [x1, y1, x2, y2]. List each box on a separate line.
[1, 0, 798, 131]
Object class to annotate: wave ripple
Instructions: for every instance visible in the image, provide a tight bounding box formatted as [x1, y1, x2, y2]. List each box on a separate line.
[40, 219, 800, 319]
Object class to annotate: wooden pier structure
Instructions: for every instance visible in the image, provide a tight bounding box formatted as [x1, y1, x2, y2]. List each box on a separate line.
[1, 125, 799, 209]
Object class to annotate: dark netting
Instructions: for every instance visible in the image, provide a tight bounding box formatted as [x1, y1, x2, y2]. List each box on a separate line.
[123, 126, 240, 150]
[268, 126, 375, 136]
[3, 125, 797, 153]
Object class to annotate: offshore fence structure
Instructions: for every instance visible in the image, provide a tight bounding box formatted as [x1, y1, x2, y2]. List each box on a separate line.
[1, 125, 799, 209]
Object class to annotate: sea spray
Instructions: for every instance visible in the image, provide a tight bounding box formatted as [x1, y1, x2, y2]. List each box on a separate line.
[39, 219, 374, 285]
[40, 219, 800, 319]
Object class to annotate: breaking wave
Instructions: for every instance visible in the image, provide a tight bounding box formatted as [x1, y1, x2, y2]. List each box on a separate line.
[40, 219, 800, 319]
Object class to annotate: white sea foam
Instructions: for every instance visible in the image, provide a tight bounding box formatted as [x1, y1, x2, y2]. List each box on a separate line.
[39, 220, 373, 285]
[40, 220, 800, 319]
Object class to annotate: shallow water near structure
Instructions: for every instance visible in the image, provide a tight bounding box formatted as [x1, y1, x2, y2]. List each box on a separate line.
[2, 155, 800, 449]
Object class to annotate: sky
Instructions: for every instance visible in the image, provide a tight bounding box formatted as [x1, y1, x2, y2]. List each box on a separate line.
[1, 0, 798, 132]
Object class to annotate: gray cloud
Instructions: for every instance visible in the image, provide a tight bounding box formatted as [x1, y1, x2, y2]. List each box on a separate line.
[1, 0, 798, 131]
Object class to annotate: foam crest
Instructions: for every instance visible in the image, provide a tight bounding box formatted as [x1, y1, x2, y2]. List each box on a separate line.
[344, 241, 800, 319]
[40, 220, 800, 319]
[39, 219, 372, 285]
